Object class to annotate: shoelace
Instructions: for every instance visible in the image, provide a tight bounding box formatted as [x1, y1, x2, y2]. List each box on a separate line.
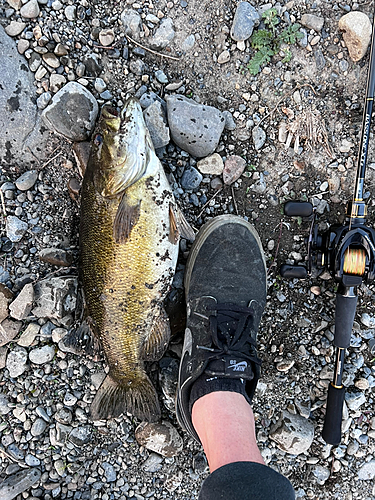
[197, 302, 262, 367]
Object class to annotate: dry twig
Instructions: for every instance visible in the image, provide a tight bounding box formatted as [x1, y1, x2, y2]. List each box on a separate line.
[197, 188, 223, 219]
[125, 35, 180, 61]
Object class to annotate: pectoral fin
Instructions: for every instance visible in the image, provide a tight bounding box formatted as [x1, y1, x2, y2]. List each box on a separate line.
[140, 307, 171, 361]
[62, 316, 100, 356]
[169, 204, 195, 244]
[114, 194, 141, 243]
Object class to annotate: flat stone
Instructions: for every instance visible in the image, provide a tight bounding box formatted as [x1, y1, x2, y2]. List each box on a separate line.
[358, 460, 375, 480]
[300, 14, 324, 32]
[269, 410, 314, 455]
[197, 153, 224, 175]
[223, 155, 246, 185]
[9, 283, 34, 320]
[149, 18, 175, 50]
[39, 248, 73, 267]
[101, 462, 116, 482]
[29, 344, 55, 364]
[64, 5, 76, 20]
[17, 323, 40, 347]
[166, 95, 225, 158]
[121, 8, 142, 38]
[4, 21, 26, 37]
[17, 39, 29, 54]
[15, 170, 38, 191]
[42, 82, 98, 141]
[6, 215, 28, 243]
[143, 100, 170, 149]
[0, 468, 41, 500]
[230, 1, 260, 41]
[69, 426, 92, 446]
[32, 276, 77, 321]
[345, 390, 366, 411]
[135, 421, 183, 457]
[42, 53, 60, 69]
[339, 12, 372, 62]
[0, 319, 22, 347]
[181, 34, 195, 51]
[6, 345, 28, 378]
[312, 465, 330, 485]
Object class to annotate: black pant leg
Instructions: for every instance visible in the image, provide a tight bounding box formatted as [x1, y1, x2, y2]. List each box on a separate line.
[198, 461, 295, 500]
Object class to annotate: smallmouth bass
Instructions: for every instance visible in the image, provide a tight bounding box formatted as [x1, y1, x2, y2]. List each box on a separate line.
[72, 98, 193, 422]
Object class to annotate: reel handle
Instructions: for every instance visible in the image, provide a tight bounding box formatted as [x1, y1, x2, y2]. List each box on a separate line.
[322, 292, 357, 445]
[280, 264, 307, 279]
[284, 201, 313, 217]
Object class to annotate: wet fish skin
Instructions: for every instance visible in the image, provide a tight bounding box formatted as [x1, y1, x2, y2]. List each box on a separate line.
[80, 98, 181, 422]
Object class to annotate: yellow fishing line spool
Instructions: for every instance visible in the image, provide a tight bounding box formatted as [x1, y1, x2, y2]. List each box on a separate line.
[343, 247, 366, 276]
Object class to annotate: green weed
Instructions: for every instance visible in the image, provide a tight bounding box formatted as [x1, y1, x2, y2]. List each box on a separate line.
[247, 8, 303, 75]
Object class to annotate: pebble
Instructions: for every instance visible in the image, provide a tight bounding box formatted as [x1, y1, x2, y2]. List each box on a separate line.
[29, 345, 55, 364]
[357, 460, 375, 480]
[276, 359, 295, 372]
[223, 155, 246, 185]
[15, 170, 38, 191]
[6, 215, 28, 243]
[20, 0, 39, 18]
[135, 421, 183, 457]
[99, 29, 115, 47]
[217, 50, 230, 64]
[68, 426, 92, 446]
[5, 21, 26, 36]
[64, 5, 76, 20]
[39, 248, 73, 267]
[149, 18, 175, 49]
[269, 411, 314, 455]
[50, 74, 66, 93]
[197, 153, 224, 176]
[31, 417, 47, 436]
[0, 319, 22, 346]
[300, 14, 324, 32]
[101, 462, 116, 482]
[345, 390, 366, 411]
[6, 345, 28, 378]
[9, 283, 34, 320]
[181, 167, 203, 190]
[166, 95, 225, 157]
[252, 126, 266, 150]
[312, 465, 330, 485]
[339, 12, 372, 62]
[143, 100, 170, 149]
[230, 1, 260, 41]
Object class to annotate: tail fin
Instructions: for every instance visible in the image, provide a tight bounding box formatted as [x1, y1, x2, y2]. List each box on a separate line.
[90, 373, 161, 422]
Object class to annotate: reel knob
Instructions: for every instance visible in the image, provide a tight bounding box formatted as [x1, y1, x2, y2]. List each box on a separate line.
[284, 201, 314, 218]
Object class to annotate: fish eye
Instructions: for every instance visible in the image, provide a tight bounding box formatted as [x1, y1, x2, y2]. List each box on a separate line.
[94, 134, 103, 146]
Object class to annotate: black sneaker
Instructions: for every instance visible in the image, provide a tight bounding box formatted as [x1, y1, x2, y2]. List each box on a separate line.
[176, 215, 267, 442]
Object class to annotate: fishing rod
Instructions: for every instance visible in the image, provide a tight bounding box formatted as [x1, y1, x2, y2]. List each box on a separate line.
[279, 15, 375, 445]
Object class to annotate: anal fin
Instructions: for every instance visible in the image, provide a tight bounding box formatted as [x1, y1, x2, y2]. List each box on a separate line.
[169, 204, 195, 244]
[140, 306, 171, 361]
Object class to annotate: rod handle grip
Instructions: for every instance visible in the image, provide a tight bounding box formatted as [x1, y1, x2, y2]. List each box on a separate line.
[335, 293, 357, 348]
[322, 383, 345, 445]
[284, 201, 313, 218]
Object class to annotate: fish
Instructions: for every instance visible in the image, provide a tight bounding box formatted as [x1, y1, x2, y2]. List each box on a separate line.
[68, 98, 194, 422]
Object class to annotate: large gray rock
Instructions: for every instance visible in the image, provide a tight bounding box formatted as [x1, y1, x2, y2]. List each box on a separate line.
[0, 468, 41, 500]
[0, 26, 49, 166]
[269, 410, 314, 455]
[230, 2, 260, 41]
[41, 82, 98, 141]
[166, 95, 225, 157]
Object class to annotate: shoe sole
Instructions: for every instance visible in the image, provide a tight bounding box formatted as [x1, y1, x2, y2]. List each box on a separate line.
[184, 215, 267, 296]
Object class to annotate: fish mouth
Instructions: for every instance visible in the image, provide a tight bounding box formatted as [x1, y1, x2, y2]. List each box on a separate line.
[101, 105, 121, 133]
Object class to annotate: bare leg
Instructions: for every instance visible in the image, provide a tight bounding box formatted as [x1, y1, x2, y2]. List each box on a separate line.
[192, 391, 264, 473]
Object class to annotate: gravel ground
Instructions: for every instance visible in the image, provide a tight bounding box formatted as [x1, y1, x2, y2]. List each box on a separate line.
[1, 0, 375, 499]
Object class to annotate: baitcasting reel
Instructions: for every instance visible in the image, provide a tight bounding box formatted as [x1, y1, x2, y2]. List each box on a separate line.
[279, 12, 375, 446]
